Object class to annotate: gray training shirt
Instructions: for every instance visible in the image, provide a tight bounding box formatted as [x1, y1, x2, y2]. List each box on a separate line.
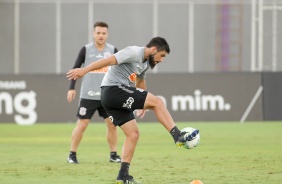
[101, 46, 150, 87]
[80, 42, 115, 100]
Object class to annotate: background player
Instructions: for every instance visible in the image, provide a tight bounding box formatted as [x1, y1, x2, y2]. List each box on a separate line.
[67, 22, 121, 164]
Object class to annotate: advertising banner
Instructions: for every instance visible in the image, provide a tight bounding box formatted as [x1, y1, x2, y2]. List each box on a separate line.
[143, 73, 263, 122]
[0, 73, 263, 124]
[0, 75, 80, 125]
[262, 72, 282, 120]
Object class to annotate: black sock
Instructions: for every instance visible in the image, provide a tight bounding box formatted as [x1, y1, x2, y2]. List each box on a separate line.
[170, 126, 181, 142]
[118, 162, 130, 177]
[110, 151, 117, 158]
[69, 151, 76, 156]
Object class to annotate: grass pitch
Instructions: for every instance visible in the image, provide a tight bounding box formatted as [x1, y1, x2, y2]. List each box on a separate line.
[0, 122, 282, 184]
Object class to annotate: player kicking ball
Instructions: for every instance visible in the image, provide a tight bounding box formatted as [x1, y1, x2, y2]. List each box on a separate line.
[67, 37, 199, 184]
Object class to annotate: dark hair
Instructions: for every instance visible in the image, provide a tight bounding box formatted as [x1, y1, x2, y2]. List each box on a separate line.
[94, 22, 109, 29]
[146, 37, 170, 54]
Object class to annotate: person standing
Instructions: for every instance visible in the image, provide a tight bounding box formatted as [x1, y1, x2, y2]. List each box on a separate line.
[67, 22, 121, 164]
[67, 37, 199, 183]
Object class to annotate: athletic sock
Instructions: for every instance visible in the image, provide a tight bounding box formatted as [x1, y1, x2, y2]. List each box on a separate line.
[110, 151, 117, 158]
[170, 126, 181, 142]
[69, 151, 76, 156]
[117, 162, 130, 179]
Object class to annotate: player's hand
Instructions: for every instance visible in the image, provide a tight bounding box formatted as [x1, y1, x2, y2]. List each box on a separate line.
[67, 90, 76, 103]
[135, 109, 146, 119]
[66, 68, 86, 80]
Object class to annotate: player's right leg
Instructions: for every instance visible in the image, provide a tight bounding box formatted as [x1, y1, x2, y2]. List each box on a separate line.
[143, 92, 199, 147]
[143, 92, 175, 132]
[68, 99, 94, 164]
[68, 118, 90, 164]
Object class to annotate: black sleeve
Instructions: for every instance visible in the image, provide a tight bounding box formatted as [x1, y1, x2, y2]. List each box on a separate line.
[69, 46, 86, 90]
[114, 47, 118, 54]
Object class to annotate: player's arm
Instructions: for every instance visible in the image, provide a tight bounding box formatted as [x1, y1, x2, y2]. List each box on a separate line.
[67, 46, 85, 102]
[135, 77, 147, 118]
[67, 55, 117, 80]
[84, 55, 117, 74]
[135, 77, 146, 90]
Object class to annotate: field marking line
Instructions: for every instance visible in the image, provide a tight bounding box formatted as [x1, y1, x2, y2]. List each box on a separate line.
[240, 86, 263, 123]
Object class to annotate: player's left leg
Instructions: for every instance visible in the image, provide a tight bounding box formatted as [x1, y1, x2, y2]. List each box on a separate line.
[98, 104, 121, 163]
[104, 117, 121, 162]
[116, 119, 141, 184]
[119, 119, 139, 163]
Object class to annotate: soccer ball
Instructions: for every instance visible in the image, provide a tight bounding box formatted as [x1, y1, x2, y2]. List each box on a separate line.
[181, 127, 200, 149]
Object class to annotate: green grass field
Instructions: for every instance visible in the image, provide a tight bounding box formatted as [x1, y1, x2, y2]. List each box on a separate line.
[1, 122, 282, 184]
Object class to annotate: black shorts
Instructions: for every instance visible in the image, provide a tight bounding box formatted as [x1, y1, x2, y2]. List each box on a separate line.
[101, 85, 148, 126]
[76, 99, 108, 119]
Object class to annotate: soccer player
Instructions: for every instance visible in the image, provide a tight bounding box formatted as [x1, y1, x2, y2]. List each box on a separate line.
[67, 37, 199, 183]
[67, 22, 121, 164]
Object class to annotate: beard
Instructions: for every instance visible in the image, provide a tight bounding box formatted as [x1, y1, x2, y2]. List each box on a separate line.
[148, 55, 157, 69]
